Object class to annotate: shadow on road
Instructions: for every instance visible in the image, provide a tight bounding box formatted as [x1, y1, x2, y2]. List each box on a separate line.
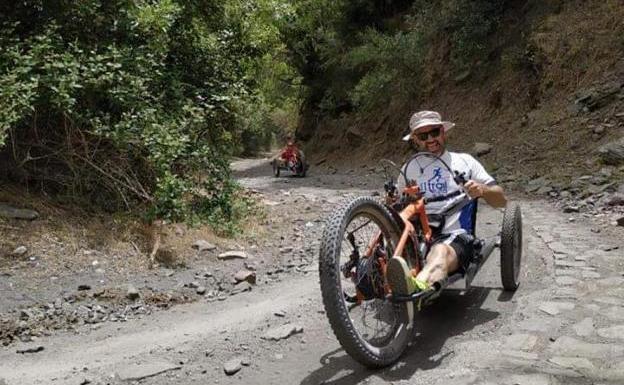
[300, 286, 502, 385]
[232, 157, 384, 194]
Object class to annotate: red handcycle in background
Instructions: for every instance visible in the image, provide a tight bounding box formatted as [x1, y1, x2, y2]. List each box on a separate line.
[271, 143, 308, 177]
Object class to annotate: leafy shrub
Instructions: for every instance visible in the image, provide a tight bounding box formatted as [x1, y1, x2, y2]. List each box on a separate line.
[446, 0, 509, 69]
[0, 0, 292, 227]
[345, 29, 425, 109]
[282, 0, 512, 120]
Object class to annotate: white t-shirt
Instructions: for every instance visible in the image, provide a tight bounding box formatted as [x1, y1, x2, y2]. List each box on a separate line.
[397, 151, 495, 236]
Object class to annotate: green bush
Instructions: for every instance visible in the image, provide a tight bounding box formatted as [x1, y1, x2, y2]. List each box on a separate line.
[345, 29, 425, 110]
[0, 0, 294, 227]
[282, 0, 511, 119]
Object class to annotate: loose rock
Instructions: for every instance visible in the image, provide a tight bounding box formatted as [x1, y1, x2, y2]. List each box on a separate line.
[12, 246, 28, 256]
[223, 358, 242, 375]
[234, 270, 256, 285]
[192, 240, 217, 252]
[0, 204, 39, 220]
[16, 345, 44, 354]
[126, 285, 140, 300]
[597, 137, 624, 166]
[231, 282, 252, 295]
[473, 142, 492, 156]
[218, 251, 248, 260]
[563, 205, 580, 213]
[262, 323, 304, 341]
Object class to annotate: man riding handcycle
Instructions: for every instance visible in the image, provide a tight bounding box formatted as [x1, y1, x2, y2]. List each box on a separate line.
[318, 111, 523, 368]
[271, 135, 308, 177]
[386, 111, 507, 298]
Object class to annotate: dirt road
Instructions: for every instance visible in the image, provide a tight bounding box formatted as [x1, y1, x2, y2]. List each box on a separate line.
[1, 158, 624, 385]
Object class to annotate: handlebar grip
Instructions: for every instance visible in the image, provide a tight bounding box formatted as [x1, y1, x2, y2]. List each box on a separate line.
[454, 171, 467, 185]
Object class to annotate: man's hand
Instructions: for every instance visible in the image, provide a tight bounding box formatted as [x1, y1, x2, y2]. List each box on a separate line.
[464, 180, 507, 208]
[464, 180, 485, 199]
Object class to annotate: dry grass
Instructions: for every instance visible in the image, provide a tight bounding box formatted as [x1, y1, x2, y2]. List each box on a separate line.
[0, 183, 266, 280]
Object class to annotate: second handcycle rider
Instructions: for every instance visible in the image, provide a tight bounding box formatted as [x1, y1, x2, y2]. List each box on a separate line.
[386, 111, 508, 297]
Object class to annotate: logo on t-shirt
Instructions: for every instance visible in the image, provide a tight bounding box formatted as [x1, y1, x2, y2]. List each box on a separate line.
[420, 167, 448, 196]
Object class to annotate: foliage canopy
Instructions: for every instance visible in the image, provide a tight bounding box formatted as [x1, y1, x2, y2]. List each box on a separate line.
[0, 0, 298, 230]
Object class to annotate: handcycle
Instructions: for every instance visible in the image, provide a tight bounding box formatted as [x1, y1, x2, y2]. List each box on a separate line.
[318, 153, 523, 368]
[271, 149, 308, 177]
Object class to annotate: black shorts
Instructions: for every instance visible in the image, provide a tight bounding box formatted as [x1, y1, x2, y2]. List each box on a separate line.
[432, 233, 475, 273]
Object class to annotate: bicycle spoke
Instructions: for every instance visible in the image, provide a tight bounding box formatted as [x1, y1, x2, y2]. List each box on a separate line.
[338, 213, 398, 347]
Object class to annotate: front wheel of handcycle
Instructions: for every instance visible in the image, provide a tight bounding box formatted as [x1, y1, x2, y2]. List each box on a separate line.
[319, 196, 413, 368]
[500, 204, 522, 291]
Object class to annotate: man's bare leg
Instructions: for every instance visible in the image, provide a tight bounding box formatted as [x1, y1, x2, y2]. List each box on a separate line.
[387, 243, 460, 295]
[415, 243, 460, 286]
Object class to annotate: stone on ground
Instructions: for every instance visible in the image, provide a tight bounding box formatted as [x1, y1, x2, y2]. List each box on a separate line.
[473, 142, 492, 156]
[12, 246, 28, 256]
[192, 240, 217, 252]
[234, 270, 256, 285]
[0, 204, 39, 220]
[126, 284, 140, 300]
[597, 137, 624, 165]
[262, 323, 304, 341]
[223, 358, 242, 375]
[218, 251, 249, 260]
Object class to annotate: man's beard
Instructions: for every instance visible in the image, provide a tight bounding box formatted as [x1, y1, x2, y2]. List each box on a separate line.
[420, 141, 444, 154]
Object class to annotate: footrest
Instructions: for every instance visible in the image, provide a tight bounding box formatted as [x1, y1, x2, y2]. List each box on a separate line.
[387, 288, 436, 303]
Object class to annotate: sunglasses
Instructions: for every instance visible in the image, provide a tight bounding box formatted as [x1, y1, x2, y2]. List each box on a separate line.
[413, 126, 442, 141]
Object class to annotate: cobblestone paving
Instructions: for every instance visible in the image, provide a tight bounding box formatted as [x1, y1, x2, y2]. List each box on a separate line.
[419, 201, 624, 385]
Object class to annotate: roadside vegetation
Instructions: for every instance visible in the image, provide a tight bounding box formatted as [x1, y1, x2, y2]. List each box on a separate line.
[0, 0, 299, 232]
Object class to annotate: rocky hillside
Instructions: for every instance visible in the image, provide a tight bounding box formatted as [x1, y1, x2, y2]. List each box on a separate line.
[296, 0, 624, 226]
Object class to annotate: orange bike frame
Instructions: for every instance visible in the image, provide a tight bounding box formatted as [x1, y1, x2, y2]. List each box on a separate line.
[364, 185, 432, 279]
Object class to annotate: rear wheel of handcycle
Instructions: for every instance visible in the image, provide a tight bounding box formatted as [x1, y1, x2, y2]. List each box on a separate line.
[272, 160, 280, 177]
[500, 204, 522, 291]
[319, 196, 412, 368]
[297, 160, 306, 177]
[296, 153, 307, 177]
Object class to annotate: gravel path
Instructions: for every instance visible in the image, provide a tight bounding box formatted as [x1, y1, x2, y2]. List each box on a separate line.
[1, 158, 623, 385]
